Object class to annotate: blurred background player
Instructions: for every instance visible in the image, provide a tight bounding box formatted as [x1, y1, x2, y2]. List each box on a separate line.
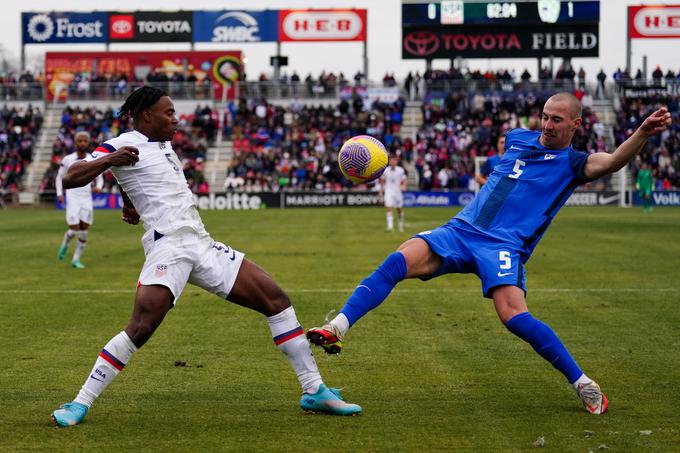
[50, 87, 360, 428]
[475, 135, 506, 187]
[380, 155, 407, 232]
[636, 160, 654, 213]
[55, 131, 103, 269]
[308, 93, 672, 416]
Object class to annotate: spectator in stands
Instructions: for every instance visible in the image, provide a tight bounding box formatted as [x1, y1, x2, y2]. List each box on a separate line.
[596, 69, 607, 99]
[652, 66, 664, 85]
[578, 67, 586, 91]
[0, 105, 41, 197]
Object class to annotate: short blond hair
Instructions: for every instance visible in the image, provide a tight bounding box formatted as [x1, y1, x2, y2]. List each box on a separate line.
[74, 131, 90, 141]
[546, 92, 582, 119]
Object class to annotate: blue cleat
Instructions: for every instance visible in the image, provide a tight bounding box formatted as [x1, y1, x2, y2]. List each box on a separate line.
[71, 260, 86, 269]
[58, 244, 68, 261]
[51, 402, 89, 427]
[300, 384, 362, 416]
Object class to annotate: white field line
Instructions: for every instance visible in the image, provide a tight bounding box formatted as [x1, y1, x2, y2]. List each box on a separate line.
[0, 288, 678, 295]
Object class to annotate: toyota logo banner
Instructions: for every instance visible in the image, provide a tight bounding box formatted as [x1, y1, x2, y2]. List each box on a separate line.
[402, 25, 598, 59]
[109, 11, 193, 42]
[23, 12, 108, 44]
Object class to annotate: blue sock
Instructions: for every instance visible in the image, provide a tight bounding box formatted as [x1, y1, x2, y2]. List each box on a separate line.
[505, 312, 583, 384]
[340, 252, 407, 326]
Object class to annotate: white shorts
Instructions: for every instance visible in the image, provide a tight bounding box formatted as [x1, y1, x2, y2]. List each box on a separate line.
[384, 191, 404, 208]
[66, 201, 93, 225]
[138, 229, 245, 304]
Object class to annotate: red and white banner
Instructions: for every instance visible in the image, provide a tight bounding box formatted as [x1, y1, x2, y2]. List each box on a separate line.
[629, 5, 680, 38]
[278, 9, 366, 42]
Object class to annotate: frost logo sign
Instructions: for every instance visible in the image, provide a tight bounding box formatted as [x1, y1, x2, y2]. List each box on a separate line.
[23, 12, 107, 43]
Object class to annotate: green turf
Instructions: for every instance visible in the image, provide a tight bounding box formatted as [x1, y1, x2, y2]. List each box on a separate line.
[1, 206, 679, 451]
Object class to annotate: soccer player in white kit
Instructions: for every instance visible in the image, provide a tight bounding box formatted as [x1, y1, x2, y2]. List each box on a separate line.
[380, 155, 407, 232]
[56, 131, 103, 269]
[51, 87, 361, 427]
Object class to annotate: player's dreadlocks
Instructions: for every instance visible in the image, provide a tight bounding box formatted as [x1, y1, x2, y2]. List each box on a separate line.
[119, 86, 167, 121]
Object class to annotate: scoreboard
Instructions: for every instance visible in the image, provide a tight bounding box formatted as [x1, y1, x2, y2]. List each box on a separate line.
[402, 0, 600, 59]
[402, 1, 599, 26]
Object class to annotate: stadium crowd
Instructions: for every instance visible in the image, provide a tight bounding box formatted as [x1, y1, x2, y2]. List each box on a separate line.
[0, 105, 42, 199]
[617, 93, 680, 190]
[221, 96, 405, 192]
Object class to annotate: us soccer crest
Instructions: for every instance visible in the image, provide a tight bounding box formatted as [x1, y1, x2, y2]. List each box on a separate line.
[155, 264, 168, 277]
[538, 0, 561, 24]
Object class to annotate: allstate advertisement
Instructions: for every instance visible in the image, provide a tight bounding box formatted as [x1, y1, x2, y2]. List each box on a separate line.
[403, 191, 474, 207]
[23, 12, 108, 44]
[192, 10, 279, 42]
[56, 193, 123, 210]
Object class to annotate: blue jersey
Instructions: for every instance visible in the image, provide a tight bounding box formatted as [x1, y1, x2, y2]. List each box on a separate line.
[480, 154, 502, 177]
[455, 129, 590, 258]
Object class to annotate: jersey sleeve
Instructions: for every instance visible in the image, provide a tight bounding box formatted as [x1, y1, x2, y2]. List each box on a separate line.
[89, 142, 116, 160]
[480, 159, 492, 177]
[568, 149, 592, 185]
[55, 160, 66, 197]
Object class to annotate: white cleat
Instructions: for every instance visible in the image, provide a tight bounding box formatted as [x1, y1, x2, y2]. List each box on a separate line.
[575, 380, 608, 414]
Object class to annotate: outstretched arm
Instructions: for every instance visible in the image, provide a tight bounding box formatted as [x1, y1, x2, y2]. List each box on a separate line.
[62, 147, 139, 189]
[583, 108, 671, 181]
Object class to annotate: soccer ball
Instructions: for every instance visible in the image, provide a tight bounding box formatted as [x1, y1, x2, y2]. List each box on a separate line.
[338, 135, 389, 184]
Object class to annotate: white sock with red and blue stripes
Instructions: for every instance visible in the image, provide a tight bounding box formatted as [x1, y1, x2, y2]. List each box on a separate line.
[269, 306, 323, 395]
[74, 331, 138, 408]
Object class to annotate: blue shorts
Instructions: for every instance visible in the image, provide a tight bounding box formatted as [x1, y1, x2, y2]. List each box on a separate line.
[414, 219, 527, 299]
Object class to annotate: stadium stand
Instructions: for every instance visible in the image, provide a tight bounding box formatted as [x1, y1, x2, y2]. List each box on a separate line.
[0, 105, 42, 201]
[4, 66, 678, 201]
[221, 96, 405, 191]
[617, 94, 680, 189]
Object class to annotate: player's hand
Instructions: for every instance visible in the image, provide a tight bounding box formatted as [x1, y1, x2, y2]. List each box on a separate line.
[639, 108, 672, 137]
[57, 195, 64, 204]
[92, 187, 100, 194]
[122, 206, 140, 225]
[108, 147, 139, 166]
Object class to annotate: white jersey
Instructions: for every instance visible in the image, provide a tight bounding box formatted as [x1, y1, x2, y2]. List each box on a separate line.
[56, 152, 103, 205]
[91, 130, 205, 236]
[382, 166, 406, 195]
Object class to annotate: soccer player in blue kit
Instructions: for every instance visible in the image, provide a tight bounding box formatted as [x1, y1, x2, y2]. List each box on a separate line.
[308, 93, 672, 415]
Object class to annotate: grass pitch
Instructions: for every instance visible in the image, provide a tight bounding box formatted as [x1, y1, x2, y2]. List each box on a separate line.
[1, 206, 679, 451]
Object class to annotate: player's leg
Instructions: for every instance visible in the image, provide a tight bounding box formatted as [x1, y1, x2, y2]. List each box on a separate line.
[58, 214, 80, 261]
[493, 285, 607, 414]
[397, 207, 405, 232]
[225, 259, 361, 415]
[71, 219, 90, 268]
[385, 206, 394, 231]
[52, 285, 174, 426]
[308, 237, 441, 353]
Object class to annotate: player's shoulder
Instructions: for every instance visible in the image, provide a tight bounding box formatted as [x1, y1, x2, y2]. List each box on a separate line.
[97, 131, 137, 154]
[60, 152, 77, 165]
[506, 128, 541, 144]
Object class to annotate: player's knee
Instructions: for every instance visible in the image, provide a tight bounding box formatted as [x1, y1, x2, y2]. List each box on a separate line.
[263, 290, 291, 317]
